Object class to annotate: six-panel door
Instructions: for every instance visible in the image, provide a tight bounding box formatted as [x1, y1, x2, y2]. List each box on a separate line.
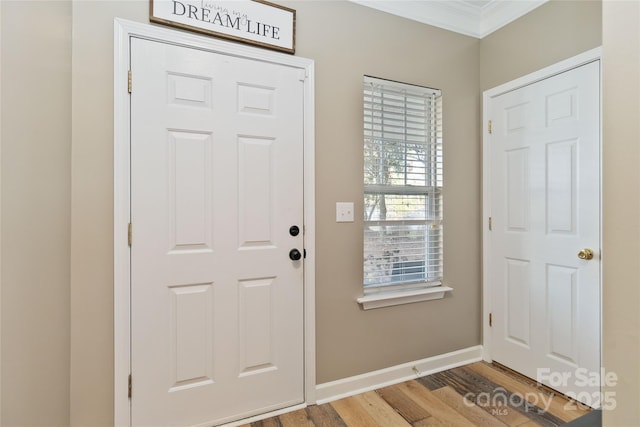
[489, 61, 601, 406]
[130, 37, 305, 426]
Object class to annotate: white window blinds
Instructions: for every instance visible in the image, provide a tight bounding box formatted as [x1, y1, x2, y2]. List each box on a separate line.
[363, 76, 443, 292]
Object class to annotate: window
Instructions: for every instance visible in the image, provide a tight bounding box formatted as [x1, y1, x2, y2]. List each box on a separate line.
[363, 76, 443, 295]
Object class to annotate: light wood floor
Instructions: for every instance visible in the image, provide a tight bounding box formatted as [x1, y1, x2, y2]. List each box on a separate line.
[241, 362, 592, 427]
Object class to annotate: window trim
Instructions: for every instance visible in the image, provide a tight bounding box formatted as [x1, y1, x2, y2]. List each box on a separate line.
[357, 285, 453, 310]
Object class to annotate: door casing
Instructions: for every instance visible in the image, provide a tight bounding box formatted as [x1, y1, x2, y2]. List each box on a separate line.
[482, 47, 602, 368]
[113, 18, 316, 426]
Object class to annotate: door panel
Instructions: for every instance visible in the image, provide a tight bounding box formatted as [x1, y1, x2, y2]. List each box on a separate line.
[506, 148, 530, 231]
[505, 258, 531, 348]
[489, 61, 600, 406]
[238, 137, 276, 247]
[546, 139, 577, 234]
[546, 265, 578, 363]
[130, 37, 304, 426]
[169, 283, 214, 391]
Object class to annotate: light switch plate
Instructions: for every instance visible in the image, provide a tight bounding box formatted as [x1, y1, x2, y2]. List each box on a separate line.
[336, 202, 354, 222]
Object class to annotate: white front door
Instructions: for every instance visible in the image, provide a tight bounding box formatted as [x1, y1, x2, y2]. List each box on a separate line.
[487, 60, 601, 406]
[130, 37, 305, 426]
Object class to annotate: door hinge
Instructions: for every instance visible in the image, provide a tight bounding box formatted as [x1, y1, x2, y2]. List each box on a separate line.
[489, 313, 493, 327]
[128, 70, 132, 94]
[488, 217, 492, 231]
[128, 374, 132, 399]
[128, 223, 132, 247]
[488, 120, 493, 134]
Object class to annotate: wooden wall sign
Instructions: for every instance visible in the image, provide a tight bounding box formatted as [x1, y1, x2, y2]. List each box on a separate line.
[150, 0, 296, 54]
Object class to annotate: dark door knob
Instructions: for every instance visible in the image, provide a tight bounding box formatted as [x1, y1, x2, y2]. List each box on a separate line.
[289, 249, 302, 261]
[289, 225, 300, 236]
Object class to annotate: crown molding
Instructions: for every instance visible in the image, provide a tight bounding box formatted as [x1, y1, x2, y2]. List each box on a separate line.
[349, 0, 549, 39]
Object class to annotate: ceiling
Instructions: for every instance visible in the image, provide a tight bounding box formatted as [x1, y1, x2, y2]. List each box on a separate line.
[349, 0, 549, 39]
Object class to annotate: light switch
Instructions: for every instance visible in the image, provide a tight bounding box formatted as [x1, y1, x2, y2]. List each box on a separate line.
[336, 202, 354, 222]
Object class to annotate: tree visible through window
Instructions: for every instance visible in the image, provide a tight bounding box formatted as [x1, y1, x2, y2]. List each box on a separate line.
[363, 76, 443, 293]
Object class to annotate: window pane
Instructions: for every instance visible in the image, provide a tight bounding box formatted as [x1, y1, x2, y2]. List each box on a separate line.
[363, 76, 443, 292]
[364, 138, 438, 187]
[364, 193, 441, 222]
[364, 222, 442, 287]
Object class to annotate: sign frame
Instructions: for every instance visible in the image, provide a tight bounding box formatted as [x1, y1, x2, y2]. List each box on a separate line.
[150, 0, 296, 54]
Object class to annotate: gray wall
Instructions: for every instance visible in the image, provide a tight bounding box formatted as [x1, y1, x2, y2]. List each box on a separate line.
[480, 0, 602, 90]
[1, 1, 72, 426]
[602, 1, 640, 425]
[70, 2, 147, 424]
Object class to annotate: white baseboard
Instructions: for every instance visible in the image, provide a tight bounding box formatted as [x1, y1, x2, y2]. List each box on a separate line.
[314, 345, 483, 405]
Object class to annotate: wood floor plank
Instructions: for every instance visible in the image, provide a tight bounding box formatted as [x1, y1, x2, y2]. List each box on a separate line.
[458, 365, 567, 426]
[396, 380, 477, 427]
[278, 408, 314, 427]
[250, 417, 282, 427]
[352, 391, 413, 427]
[516, 421, 543, 427]
[330, 396, 380, 427]
[419, 368, 537, 427]
[418, 374, 448, 391]
[376, 384, 432, 424]
[413, 416, 448, 427]
[306, 404, 348, 427]
[467, 362, 589, 422]
[432, 385, 510, 427]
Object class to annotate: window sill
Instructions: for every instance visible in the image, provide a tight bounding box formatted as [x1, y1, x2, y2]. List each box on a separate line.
[356, 286, 453, 310]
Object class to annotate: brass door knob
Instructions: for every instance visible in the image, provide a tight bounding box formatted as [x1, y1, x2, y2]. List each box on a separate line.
[578, 248, 594, 260]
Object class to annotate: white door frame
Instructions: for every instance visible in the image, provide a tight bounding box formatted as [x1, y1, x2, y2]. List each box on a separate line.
[482, 47, 602, 363]
[113, 18, 316, 426]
